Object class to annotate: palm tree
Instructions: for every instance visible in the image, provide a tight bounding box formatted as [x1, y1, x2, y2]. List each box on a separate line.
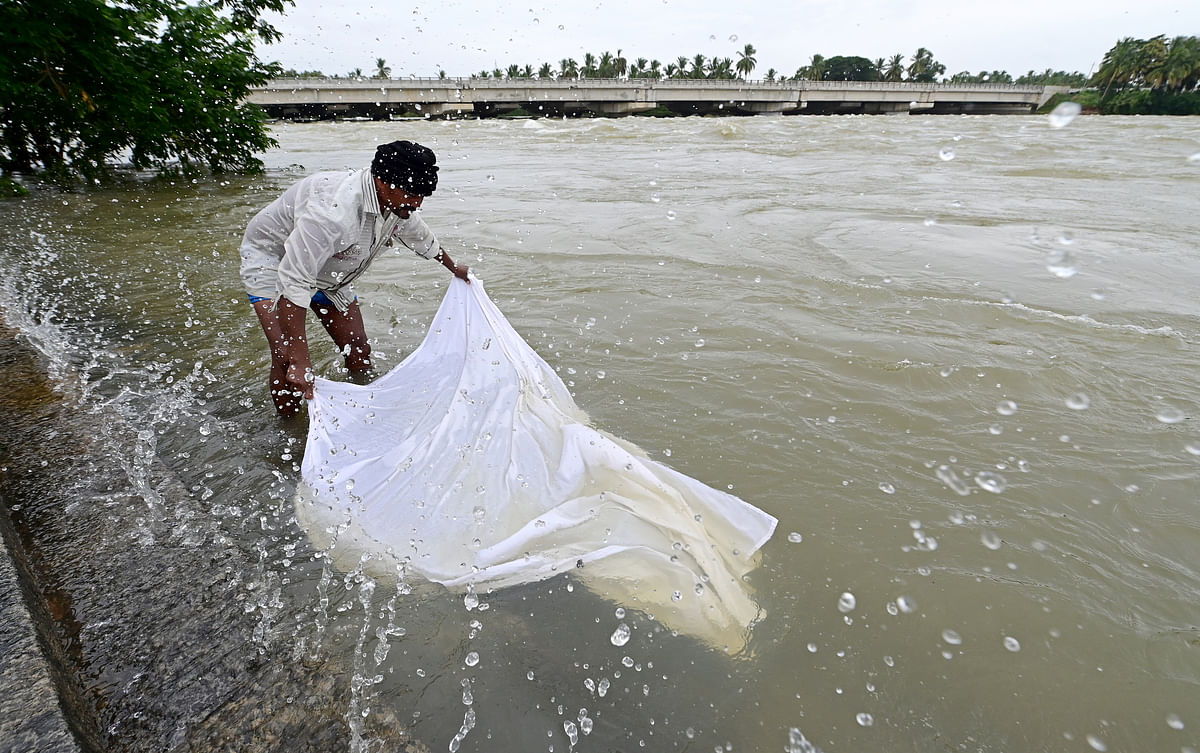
[538, 62, 554, 79]
[348, 67, 364, 79]
[765, 68, 777, 82]
[883, 53, 905, 82]
[560, 58, 579, 79]
[505, 64, 521, 79]
[1161, 36, 1200, 92]
[736, 43, 757, 79]
[582, 52, 597, 78]
[907, 48, 945, 82]
[615, 49, 628, 78]
[691, 53, 707, 79]
[598, 51, 614, 78]
[797, 54, 826, 80]
[374, 58, 391, 78]
[649, 59, 662, 79]
[664, 62, 680, 78]
[1094, 37, 1145, 95]
[675, 56, 690, 79]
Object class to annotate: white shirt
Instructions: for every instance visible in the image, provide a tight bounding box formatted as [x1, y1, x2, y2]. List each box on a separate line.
[239, 168, 439, 312]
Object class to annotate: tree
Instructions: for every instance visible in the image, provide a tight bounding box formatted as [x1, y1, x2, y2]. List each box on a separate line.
[348, 67, 364, 78]
[883, 54, 906, 82]
[0, 0, 289, 179]
[1093, 37, 1143, 95]
[1160, 36, 1200, 92]
[907, 47, 945, 82]
[822, 55, 878, 81]
[374, 57, 391, 78]
[560, 58, 578, 79]
[538, 62, 554, 79]
[691, 54, 707, 79]
[795, 54, 827, 80]
[736, 43, 757, 79]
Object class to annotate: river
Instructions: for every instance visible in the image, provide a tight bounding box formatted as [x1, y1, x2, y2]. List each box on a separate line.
[1, 113, 1198, 752]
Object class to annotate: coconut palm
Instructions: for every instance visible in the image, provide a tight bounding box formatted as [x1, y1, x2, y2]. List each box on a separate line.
[649, 60, 662, 79]
[560, 58, 578, 79]
[883, 54, 905, 82]
[736, 43, 757, 78]
[691, 53, 707, 79]
[615, 49, 628, 78]
[538, 62, 554, 79]
[1094, 37, 1146, 95]
[348, 67, 363, 78]
[907, 48, 944, 82]
[1160, 36, 1200, 91]
[374, 58, 391, 78]
[582, 52, 597, 78]
[675, 56, 690, 78]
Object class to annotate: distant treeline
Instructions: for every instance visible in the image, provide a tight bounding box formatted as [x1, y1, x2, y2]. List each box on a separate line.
[281, 47, 1083, 87]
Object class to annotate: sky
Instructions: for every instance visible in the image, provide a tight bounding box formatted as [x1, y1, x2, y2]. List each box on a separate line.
[258, 0, 1199, 80]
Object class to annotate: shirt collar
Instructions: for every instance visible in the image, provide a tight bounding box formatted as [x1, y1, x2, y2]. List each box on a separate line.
[360, 168, 381, 217]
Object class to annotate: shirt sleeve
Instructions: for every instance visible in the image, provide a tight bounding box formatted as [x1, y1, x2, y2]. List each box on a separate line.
[393, 214, 439, 259]
[276, 195, 345, 307]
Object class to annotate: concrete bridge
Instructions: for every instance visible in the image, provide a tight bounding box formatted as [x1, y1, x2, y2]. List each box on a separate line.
[248, 78, 1066, 119]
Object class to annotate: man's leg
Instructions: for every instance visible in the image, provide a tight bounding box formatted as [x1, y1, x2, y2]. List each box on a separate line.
[311, 299, 372, 374]
[251, 299, 305, 416]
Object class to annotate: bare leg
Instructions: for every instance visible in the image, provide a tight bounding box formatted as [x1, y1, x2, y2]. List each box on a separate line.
[310, 299, 372, 374]
[251, 299, 305, 417]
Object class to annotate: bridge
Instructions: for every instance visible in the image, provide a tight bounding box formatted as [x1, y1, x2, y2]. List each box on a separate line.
[248, 78, 1066, 120]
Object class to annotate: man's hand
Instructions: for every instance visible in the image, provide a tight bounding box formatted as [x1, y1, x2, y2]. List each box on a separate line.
[437, 248, 471, 284]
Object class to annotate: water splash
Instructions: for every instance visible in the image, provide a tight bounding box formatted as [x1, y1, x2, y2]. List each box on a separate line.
[1048, 101, 1082, 128]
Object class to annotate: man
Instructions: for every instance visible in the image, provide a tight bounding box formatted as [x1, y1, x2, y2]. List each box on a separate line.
[239, 140, 470, 416]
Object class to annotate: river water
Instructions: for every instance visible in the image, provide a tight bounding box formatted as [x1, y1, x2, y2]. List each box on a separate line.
[1, 114, 1198, 752]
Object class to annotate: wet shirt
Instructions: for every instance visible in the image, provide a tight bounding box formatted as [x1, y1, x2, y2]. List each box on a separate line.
[239, 168, 438, 311]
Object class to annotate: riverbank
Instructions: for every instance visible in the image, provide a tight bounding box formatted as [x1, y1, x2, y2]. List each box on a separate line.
[0, 313, 428, 753]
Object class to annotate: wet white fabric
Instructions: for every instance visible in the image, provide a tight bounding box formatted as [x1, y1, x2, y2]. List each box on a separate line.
[298, 277, 777, 651]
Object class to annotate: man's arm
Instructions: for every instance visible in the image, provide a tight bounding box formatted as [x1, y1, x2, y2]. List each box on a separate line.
[435, 248, 471, 282]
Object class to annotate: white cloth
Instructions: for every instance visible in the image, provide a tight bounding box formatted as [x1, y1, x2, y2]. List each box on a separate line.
[297, 277, 777, 651]
[239, 168, 439, 312]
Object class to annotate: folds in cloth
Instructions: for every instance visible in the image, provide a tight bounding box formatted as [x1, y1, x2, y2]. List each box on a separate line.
[297, 277, 777, 652]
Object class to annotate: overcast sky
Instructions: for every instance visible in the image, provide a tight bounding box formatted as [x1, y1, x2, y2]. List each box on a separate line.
[259, 0, 1198, 79]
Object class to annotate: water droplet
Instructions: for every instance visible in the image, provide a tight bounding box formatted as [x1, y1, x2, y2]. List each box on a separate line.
[671, 590, 682, 601]
[464, 651, 479, 666]
[787, 531, 803, 543]
[610, 623, 631, 646]
[1156, 406, 1186, 424]
[650, 192, 661, 203]
[557, 24, 564, 30]
[1086, 733, 1108, 752]
[878, 482, 895, 494]
[1003, 635, 1021, 652]
[597, 677, 610, 697]
[694, 338, 705, 348]
[615, 607, 626, 619]
[728, 34, 738, 41]
[941, 629, 963, 645]
[974, 471, 1007, 494]
[1048, 101, 1082, 128]
[936, 465, 972, 496]
[1046, 248, 1077, 278]
[938, 146, 956, 161]
[563, 720, 578, 746]
[472, 505, 486, 521]
[837, 592, 856, 613]
[1066, 393, 1090, 410]
[662, 448, 672, 457]
[666, 210, 677, 220]
[527, 670, 535, 680]
[981, 530, 1003, 550]
[807, 642, 818, 653]
[996, 400, 1018, 416]
[1166, 713, 1185, 730]
[1185, 442, 1200, 456]
[896, 595, 916, 613]
[856, 712, 874, 727]
[1188, 152, 1200, 164]
[464, 591, 480, 610]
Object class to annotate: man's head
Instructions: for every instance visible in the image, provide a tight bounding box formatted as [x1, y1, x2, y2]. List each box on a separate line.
[371, 140, 438, 217]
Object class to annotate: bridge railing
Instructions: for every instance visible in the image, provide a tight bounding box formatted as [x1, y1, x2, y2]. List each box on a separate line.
[255, 77, 1044, 94]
